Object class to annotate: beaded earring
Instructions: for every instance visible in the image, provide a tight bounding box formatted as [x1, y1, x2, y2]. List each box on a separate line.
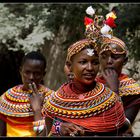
[68, 72, 74, 81]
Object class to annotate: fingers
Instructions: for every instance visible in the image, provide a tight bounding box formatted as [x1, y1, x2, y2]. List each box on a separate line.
[61, 123, 85, 136]
[103, 68, 117, 77]
[72, 125, 84, 135]
[29, 82, 38, 96]
[32, 82, 38, 94]
[29, 83, 34, 95]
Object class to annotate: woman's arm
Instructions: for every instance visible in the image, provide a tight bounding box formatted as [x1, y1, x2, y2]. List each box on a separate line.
[125, 105, 139, 124]
[0, 119, 6, 136]
[29, 82, 47, 136]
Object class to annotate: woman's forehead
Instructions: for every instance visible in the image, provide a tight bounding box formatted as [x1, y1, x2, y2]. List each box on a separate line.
[23, 59, 44, 68]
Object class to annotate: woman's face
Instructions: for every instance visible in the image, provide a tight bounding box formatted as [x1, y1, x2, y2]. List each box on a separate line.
[99, 47, 126, 76]
[20, 59, 45, 90]
[70, 48, 99, 85]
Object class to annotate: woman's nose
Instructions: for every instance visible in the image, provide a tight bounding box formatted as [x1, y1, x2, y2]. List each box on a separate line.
[107, 56, 113, 65]
[29, 73, 34, 81]
[87, 62, 93, 70]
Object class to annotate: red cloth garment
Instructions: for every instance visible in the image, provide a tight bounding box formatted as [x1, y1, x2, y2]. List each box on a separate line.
[43, 82, 127, 133]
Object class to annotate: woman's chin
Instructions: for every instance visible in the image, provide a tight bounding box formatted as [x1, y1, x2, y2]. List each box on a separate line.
[82, 79, 95, 86]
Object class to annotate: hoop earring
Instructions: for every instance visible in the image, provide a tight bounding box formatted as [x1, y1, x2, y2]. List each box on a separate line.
[68, 72, 74, 81]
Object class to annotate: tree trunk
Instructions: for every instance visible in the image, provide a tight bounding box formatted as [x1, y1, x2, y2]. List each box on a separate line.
[42, 26, 69, 91]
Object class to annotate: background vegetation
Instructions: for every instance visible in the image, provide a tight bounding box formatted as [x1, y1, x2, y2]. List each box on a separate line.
[0, 3, 139, 93]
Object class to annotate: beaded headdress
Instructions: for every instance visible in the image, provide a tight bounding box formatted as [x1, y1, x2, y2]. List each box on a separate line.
[66, 38, 98, 62]
[84, 6, 127, 55]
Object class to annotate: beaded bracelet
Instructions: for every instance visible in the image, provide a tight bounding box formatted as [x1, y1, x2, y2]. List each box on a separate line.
[33, 119, 46, 134]
[126, 118, 131, 125]
[54, 120, 62, 135]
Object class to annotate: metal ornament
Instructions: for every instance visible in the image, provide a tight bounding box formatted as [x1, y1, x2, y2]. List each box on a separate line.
[86, 48, 94, 56]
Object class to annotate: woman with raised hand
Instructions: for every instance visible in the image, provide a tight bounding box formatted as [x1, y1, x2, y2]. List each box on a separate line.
[96, 36, 140, 136]
[0, 51, 54, 137]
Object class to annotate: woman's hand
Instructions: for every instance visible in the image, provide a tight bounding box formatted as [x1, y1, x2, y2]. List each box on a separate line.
[60, 122, 85, 136]
[102, 68, 119, 94]
[29, 82, 44, 119]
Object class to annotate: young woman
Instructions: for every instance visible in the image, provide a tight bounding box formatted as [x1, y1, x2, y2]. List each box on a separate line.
[97, 36, 140, 134]
[42, 39, 130, 136]
[0, 51, 54, 136]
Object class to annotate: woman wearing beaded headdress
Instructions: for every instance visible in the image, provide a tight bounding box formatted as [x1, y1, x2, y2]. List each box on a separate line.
[62, 6, 140, 136]
[86, 5, 140, 135]
[96, 18, 140, 137]
[0, 51, 54, 136]
[42, 7, 131, 136]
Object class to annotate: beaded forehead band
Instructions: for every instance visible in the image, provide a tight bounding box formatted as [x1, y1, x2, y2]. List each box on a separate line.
[101, 36, 127, 54]
[66, 39, 97, 61]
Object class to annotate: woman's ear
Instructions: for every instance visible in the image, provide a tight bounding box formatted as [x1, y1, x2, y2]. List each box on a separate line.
[123, 56, 128, 65]
[66, 61, 72, 72]
[19, 66, 22, 76]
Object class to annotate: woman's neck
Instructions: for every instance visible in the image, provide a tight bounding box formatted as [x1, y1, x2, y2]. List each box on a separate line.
[70, 80, 96, 94]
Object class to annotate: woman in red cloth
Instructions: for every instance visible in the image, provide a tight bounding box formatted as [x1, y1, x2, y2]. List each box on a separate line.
[43, 37, 131, 136]
[60, 6, 140, 136]
[96, 36, 140, 130]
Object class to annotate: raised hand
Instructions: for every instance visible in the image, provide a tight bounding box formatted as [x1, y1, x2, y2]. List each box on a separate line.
[29, 82, 44, 113]
[102, 68, 119, 94]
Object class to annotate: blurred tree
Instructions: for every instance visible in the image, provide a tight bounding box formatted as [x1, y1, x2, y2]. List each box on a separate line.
[0, 3, 139, 91]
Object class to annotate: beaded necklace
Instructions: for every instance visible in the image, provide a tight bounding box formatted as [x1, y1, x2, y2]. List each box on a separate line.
[43, 82, 118, 119]
[0, 84, 52, 117]
[119, 77, 140, 96]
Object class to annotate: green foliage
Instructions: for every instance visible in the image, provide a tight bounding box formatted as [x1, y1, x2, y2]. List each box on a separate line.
[0, 3, 139, 60]
[0, 3, 54, 53]
[45, 3, 109, 50]
[114, 4, 140, 60]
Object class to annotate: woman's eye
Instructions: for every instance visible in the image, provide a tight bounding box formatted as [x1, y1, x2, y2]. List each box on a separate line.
[79, 61, 86, 64]
[93, 61, 99, 65]
[111, 55, 120, 59]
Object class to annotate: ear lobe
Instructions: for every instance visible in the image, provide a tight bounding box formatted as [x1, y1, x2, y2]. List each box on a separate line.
[66, 61, 72, 72]
[123, 56, 128, 65]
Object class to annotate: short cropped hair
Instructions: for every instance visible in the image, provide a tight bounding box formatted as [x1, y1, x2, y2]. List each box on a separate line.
[21, 51, 46, 69]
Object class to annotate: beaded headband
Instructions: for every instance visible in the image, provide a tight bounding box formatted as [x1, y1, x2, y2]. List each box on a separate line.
[101, 36, 127, 54]
[66, 38, 98, 62]
[84, 6, 127, 55]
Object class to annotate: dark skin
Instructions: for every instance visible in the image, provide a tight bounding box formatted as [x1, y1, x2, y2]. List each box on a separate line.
[69, 49, 99, 92]
[59, 47, 132, 136]
[99, 48, 140, 136]
[99, 50, 125, 94]
[0, 59, 52, 136]
[55, 48, 114, 136]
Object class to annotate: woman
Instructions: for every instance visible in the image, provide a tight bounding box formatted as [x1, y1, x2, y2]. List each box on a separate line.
[96, 36, 140, 134]
[0, 51, 54, 136]
[42, 38, 130, 136]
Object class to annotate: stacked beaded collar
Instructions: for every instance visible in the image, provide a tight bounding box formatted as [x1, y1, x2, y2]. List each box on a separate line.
[0, 84, 52, 117]
[43, 82, 118, 119]
[119, 77, 140, 97]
